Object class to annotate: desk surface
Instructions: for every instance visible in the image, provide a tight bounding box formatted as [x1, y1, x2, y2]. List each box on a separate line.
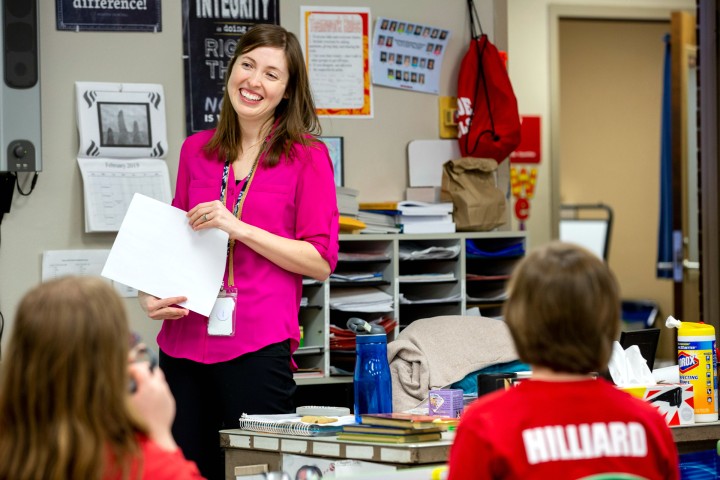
[670, 420, 720, 453]
[220, 429, 452, 465]
[221, 421, 720, 479]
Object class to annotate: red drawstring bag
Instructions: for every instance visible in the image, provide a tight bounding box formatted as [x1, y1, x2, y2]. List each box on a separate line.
[457, 0, 521, 162]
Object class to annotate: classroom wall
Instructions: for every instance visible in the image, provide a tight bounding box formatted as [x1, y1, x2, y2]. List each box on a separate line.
[0, 0, 696, 356]
[0, 1, 495, 355]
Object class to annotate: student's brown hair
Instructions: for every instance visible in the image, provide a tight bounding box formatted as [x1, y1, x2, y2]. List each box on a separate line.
[0, 276, 146, 480]
[205, 23, 321, 166]
[503, 241, 620, 374]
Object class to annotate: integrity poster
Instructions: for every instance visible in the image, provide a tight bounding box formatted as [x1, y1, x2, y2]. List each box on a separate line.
[182, 0, 280, 135]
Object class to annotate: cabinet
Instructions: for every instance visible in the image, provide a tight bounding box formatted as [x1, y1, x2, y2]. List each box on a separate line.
[295, 231, 526, 386]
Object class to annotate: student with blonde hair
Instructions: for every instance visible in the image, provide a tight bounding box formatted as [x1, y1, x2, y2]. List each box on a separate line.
[448, 241, 679, 480]
[0, 276, 203, 480]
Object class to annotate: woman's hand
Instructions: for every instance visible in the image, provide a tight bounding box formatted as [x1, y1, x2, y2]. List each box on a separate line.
[128, 362, 178, 452]
[138, 291, 188, 320]
[188, 200, 241, 235]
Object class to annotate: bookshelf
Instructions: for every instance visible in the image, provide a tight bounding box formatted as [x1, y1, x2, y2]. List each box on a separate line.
[296, 231, 526, 387]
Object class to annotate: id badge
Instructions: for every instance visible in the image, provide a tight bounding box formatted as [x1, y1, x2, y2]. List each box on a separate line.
[208, 287, 237, 336]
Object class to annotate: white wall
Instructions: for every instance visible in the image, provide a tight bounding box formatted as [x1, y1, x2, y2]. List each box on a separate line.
[0, 1, 490, 355]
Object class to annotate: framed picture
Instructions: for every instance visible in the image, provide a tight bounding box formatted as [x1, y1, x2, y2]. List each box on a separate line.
[319, 136, 344, 186]
[75, 82, 168, 159]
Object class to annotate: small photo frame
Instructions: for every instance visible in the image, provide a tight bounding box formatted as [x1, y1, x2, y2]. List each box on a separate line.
[75, 82, 168, 158]
[98, 102, 152, 147]
[318, 136, 344, 186]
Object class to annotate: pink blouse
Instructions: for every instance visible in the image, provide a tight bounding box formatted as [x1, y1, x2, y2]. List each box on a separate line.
[157, 129, 339, 363]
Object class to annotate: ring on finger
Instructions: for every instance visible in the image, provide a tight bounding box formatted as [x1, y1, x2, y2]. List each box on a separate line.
[203, 213, 209, 222]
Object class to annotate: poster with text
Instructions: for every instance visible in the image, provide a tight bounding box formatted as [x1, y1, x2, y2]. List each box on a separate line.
[300, 6, 372, 118]
[371, 17, 450, 95]
[56, 0, 161, 32]
[182, 0, 279, 135]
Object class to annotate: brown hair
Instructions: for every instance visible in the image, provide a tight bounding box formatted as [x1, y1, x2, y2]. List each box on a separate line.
[503, 241, 620, 374]
[0, 276, 146, 480]
[205, 23, 321, 166]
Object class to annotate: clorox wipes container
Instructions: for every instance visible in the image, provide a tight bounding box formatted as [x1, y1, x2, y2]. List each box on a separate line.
[666, 316, 718, 422]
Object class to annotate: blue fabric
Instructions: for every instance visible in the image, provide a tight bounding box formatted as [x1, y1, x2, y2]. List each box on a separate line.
[657, 33, 674, 279]
[466, 238, 525, 258]
[449, 360, 529, 394]
[679, 449, 720, 479]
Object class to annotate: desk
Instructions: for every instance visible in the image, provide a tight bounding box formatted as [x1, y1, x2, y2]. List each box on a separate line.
[671, 421, 720, 454]
[222, 422, 720, 479]
[220, 429, 451, 480]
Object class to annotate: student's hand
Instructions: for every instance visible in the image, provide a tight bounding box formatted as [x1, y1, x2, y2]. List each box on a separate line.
[128, 362, 178, 452]
[139, 291, 188, 320]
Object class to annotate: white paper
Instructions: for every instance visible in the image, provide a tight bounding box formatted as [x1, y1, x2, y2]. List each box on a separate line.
[329, 287, 394, 312]
[101, 193, 229, 316]
[407, 139, 461, 187]
[42, 249, 110, 281]
[78, 157, 172, 233]
[41, 249, 137, 298]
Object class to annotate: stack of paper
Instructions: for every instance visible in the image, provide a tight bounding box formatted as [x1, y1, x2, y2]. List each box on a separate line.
[398, 243, 460, 260]
[397, 201, 455, 234]
[330, 272, 384, 282]
[337, 186, 360, 218]
[329, 287, 394, 312]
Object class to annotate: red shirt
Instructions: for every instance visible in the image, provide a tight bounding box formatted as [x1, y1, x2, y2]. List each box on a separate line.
[448, 378, 679, 480]
[105, 435, 204, 480]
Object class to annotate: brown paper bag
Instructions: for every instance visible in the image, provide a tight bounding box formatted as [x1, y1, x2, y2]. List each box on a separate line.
[441, 157, 506, 231]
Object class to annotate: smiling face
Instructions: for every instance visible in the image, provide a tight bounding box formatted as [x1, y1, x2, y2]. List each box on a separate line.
[227, 46, 289, 127]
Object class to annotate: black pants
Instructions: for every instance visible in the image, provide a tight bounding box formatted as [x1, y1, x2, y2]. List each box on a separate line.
[160, 341, 296, 480]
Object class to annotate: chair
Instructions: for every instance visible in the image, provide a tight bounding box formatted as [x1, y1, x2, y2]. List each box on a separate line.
[559, 203, 614, 261]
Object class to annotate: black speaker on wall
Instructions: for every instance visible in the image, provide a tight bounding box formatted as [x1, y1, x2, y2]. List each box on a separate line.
[0, 0, 41, 172]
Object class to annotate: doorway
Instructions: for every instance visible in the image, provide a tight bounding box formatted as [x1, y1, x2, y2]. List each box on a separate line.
[556, 17, 675, 360]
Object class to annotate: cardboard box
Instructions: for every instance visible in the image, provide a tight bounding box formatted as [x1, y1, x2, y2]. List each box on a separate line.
[428, 388, 464, 418]
[620, 383, 695, 426]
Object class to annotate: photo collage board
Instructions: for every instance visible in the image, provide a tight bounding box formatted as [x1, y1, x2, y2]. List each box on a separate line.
[370, 16, 451, 95]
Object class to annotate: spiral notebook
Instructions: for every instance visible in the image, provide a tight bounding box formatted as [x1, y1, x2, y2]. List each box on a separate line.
[239, 413, 356, 437]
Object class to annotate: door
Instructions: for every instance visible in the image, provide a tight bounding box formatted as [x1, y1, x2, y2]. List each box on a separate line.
[670, 11, 701, 323]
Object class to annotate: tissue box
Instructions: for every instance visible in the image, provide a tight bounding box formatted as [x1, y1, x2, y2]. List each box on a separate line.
[428, 389, 464, 418]
[620, 383, 695, 426]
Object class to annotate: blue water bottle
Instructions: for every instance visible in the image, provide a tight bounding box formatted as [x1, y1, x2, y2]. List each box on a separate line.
[350, 318, 393, 423]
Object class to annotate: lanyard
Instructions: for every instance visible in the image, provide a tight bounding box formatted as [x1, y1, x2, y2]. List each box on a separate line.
[220, 153, 260, 287]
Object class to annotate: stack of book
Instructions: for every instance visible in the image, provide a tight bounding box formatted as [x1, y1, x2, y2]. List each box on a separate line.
[357, 201, 402, 234]
[397, 201, 455, 234]
[357, 210, 401, 234]
[336, 412, 458, 444]
[357, 200, 456, 234]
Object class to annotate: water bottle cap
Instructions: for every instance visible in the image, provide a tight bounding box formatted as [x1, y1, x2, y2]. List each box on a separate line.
[356, 333, 387, 344]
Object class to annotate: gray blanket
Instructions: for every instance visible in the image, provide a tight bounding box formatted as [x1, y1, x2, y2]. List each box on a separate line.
[387, 315, 518, 411]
